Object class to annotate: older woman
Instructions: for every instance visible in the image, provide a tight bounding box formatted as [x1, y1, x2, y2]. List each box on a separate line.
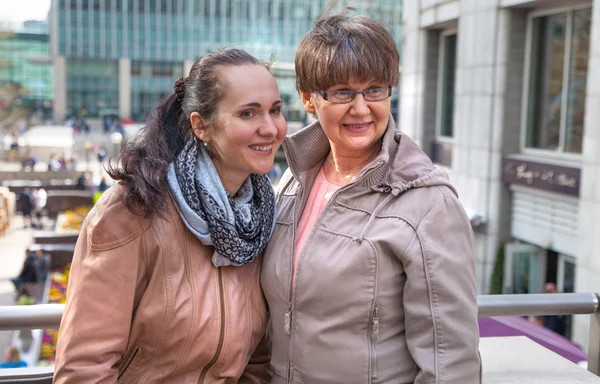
[261, 8, 481, 384]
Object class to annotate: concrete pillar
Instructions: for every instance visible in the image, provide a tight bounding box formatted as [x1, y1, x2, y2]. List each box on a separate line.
[49, 0, 59, 56]
[449, 2, 529, 294]
[573, 0, 600, 351]
[53, 56, 67, 123]
[399, 1, 429, 144]
[401, 0, 518, 293]
[119, 58, 131, 120]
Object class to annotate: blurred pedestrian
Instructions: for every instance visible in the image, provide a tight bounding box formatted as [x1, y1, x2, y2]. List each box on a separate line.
[8, 131, 19, 161]
[48, 154, 61, 172]
[542, 282, 566, 335]
[32, 188, 47, 229]
[97, 147, 107, 163]
[97, 177, 108, 192]
[75, 171, 92, 191]
[11, 249, 50, 297]
[103, 116, 112, 133]
[0, 346, 27, 368]
[18, 188, 33, 228]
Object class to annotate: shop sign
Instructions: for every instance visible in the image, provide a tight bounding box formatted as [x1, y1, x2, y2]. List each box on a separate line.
[502, 157, 580, 197]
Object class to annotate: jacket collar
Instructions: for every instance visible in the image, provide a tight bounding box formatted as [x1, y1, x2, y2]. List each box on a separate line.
[282, 114, 399, 188]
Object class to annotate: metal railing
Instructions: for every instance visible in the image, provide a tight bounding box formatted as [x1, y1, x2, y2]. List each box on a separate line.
[479, 292, 600, 376]
[0, 293, 597, 382]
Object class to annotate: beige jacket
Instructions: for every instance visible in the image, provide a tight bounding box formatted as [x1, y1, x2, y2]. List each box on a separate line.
[261, 118, 481, 383]
[55, 184, 270, 383]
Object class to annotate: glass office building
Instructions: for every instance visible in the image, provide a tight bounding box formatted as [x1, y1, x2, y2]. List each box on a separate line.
[50, 0, 402, 122]
[0, 22, 53, 113]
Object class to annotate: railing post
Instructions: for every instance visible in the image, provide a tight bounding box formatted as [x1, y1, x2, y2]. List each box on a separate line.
[589, 311, 600, 376]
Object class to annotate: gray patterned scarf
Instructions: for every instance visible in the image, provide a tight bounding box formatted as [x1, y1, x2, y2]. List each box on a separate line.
[167, 139, 276, 266]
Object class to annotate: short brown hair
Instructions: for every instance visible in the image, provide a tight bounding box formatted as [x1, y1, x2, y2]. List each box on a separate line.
[295, 10, 400, 93]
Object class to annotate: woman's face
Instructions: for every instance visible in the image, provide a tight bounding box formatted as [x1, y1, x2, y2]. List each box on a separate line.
[303, 78, 391, 158]
[192, 64, 287, 188]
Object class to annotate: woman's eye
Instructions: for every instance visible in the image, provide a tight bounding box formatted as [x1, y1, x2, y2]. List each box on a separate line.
[240, 110, 255, 118]
[270, 107, 282, 115]
[334, 90, 353, 97]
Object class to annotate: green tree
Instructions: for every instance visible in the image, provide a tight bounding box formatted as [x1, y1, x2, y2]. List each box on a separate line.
[489, 244, 505, 294]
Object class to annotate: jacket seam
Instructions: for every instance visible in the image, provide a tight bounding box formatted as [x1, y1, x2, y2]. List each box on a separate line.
[333, 201, 371, 215]
[220, 271, 231, 379]
[237, 263, 254, 380]
[139, 225, 171, 382]
[201, 267, 222, 380]
[137, 216, 150, 284]
[163, 212, 197, 380]
[411, 196, 458, 383]
[402, 224, 440, 383]
[89, 227, 148, 251]
[335, 188, 450, 221]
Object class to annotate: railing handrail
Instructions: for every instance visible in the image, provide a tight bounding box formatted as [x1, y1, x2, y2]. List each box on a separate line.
[478, 293, 600, 317]
[0, 293, 599, 379]
[0, 304, 63, 331]
[0, 293, 598, 331]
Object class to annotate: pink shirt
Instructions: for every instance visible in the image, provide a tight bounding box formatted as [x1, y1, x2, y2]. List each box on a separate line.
[294, 166, 340, 279]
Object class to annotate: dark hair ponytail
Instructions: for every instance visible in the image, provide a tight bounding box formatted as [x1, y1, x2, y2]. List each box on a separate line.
[107, 48, 262, 219]
[106, 93, 189, 218]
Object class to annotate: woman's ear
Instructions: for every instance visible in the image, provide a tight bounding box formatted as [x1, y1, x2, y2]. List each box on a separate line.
[300, 92, 316, 114]
[190, 112, 210, 143]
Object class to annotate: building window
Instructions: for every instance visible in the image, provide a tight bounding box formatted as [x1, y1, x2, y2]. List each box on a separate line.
[525, 8, 591, 154]
[437, 32, 457, 138]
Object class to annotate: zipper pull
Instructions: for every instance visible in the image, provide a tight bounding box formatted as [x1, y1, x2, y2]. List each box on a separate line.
[372, 306, 379, 341]
[284, 310, 292, 335]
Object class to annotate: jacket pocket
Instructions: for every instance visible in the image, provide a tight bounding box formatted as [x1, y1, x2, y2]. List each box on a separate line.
[113, 345, 140, 380]
[369, 306, 379, 382]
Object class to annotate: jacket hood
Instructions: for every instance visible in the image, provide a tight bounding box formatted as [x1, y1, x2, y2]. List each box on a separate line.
[283, 114, 457, 197]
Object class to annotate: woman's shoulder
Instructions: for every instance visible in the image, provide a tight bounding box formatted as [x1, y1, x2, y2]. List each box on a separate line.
[84, 184, 154, 250]
[373, 182, 462, 229]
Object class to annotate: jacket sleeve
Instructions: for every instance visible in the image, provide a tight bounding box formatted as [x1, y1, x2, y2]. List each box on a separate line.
[239, 325, 272, 383]
[54, 210, 148, 383]
[400, 195, 482, 384]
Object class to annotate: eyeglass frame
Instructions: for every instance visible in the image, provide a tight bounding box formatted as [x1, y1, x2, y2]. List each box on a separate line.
[317, 86, 393, 104]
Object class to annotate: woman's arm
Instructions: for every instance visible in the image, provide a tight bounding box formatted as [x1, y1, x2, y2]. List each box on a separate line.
[54, 207, 148, 383]
[400, 195, 482, 384]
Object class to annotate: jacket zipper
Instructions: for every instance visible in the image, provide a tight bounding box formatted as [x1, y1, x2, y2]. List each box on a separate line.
[285, 180, 302, 383]
[286, 160, 382, 323]
[284, 160, 384, 383]
[370, 306, 379, 381]
[117, 345, 140, 380]
[198, 268, 225, 383]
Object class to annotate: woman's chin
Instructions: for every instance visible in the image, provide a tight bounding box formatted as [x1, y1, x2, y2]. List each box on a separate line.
[250, 164, 275, 176]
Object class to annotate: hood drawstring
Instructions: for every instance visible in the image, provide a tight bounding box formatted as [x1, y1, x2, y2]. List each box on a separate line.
[354, 187, 400, 244]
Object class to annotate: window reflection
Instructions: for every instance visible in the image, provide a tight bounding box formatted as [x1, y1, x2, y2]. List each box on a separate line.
[565, 10, 590, 153]
[526, 9, 591, 154]
[527, 13, 566, 151]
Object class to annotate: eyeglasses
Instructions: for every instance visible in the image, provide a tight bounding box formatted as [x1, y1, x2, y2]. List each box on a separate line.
[318, 87, 392, 104]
